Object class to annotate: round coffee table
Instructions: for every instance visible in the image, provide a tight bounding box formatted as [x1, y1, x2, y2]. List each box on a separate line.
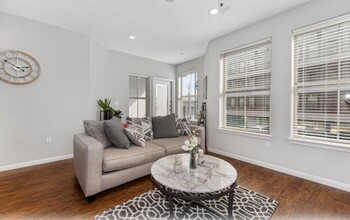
[150, 153, 237, 219]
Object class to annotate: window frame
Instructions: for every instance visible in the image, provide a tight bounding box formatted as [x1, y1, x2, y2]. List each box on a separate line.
[128, 74, 150, 118]
[219, 38, 272, 137]
[177, 70, 199, 120]
[290, 13, 350, 151]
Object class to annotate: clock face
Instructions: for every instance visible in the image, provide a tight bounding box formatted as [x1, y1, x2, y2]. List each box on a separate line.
[0, 50, 41, 85]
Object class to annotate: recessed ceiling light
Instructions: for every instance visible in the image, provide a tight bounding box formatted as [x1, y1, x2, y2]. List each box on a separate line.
[128, 35, 136, 40]
[209, 8, 219, 15]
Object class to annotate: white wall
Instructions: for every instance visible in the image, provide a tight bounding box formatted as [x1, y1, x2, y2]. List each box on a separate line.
[88, 39, 110, 120]
[0, 12, 90, 167]
[176, 56, 205, 116]
[205, 0, 350, 191]
[108, 50, 175, 122]
[0, 12, 176, 169]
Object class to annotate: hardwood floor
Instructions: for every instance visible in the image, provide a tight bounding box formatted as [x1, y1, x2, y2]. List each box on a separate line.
[0, 152, 349, 219]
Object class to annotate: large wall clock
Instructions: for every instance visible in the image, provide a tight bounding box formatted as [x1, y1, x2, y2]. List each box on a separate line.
[0, 50, 41, 85]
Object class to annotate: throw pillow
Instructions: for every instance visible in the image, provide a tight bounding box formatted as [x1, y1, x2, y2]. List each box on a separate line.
[175, 117, 191, 136]
[83, 120, 112, 148]
[104, 117, 130, 149]
[126, 116, 154, 140]
[125, 125, 146, 147]
[152, 113, 179, 139]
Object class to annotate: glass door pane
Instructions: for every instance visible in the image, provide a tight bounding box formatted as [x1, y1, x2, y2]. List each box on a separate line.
[155, 84, 168, 116]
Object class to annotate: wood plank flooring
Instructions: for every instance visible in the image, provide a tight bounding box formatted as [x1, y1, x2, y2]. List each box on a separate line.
[0, 152, 349, 219]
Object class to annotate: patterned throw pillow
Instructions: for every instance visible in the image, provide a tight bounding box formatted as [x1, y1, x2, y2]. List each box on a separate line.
[125, 125, 146, 147]
[83, 120, 112, 148]
[126, 117, 154, 140]
[175, 117, 191, 136]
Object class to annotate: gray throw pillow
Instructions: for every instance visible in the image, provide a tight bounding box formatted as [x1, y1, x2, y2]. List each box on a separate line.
[83, 120, 112, 148]
[152, 113, 179, 139]
[104, 117, 130, 149]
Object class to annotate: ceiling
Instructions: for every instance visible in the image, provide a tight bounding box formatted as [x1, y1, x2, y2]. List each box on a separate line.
[0, 0, 311, 64]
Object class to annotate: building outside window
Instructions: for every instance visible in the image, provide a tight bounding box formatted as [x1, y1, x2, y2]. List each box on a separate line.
[178, 70, 198, 119]
[129, 75, 149, 117]
[220, 38, 271, 134]
[292, 15, 350, 145]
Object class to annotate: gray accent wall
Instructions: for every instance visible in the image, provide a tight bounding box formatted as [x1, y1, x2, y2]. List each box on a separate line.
[0, 12, 175, 168]
[204, 0, 350, 190]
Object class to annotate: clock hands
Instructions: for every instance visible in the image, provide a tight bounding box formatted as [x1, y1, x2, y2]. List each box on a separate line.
[0, 57, 26, 72]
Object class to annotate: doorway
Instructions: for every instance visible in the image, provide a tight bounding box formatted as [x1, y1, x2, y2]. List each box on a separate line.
[151, 78, 174, 116]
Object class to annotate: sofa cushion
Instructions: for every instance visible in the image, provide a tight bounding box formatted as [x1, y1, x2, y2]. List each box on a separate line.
[126, 117, 154, 140]
[150, 136, 189, 155]
[104, 117, 130, 149]
[103, 142, 165, 172]
[152, 113, 179, 139]
[83, 120, 112, 148]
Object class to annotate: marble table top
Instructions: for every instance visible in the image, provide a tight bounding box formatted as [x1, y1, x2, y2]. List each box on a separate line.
[151, 153, 237, 193]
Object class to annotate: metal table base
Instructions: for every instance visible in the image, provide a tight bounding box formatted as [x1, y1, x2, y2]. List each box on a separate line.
[150, 174, 237, 220]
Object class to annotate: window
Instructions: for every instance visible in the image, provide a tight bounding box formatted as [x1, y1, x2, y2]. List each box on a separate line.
[292, 15, 350, 145]
[178, 71, 198, 119]
[220, 39, 271, 135]
[129, 75, 149, 117]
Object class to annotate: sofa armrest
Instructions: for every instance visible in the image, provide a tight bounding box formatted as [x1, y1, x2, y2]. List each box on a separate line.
[190, 125, 206, 153]
[73, 133, 103, 197]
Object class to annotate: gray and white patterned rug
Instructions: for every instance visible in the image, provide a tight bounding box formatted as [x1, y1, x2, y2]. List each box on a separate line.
[95, 186, 278, 220]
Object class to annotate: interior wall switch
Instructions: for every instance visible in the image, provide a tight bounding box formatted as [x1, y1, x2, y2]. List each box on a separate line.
[114, 101, 119, 107]
[46, 136, 52, 144]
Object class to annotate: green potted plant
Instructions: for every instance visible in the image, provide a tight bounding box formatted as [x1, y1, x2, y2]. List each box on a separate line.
[97, 98, 123, 120]
[112, 109, 123, 119]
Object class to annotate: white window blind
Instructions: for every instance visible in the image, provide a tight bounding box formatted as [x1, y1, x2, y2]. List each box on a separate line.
[292, 15, 350, 145]
[220, 39, 271, 134]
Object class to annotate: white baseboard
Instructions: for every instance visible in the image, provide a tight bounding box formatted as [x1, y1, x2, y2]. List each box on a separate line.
[209, 148, 350, 192]
[0, 154, 73, 172]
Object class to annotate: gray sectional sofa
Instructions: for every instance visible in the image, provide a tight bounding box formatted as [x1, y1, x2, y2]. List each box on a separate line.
[73, 124, 205, 202]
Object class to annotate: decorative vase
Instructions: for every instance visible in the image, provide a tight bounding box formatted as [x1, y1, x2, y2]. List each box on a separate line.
[174, 155, 182, 174]
[198, 149, 204, 165]
[189, 150, 198, 169]
[100, 110, 113, 121]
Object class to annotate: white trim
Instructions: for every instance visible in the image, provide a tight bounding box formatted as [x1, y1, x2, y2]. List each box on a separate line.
[177, 71, 199, 119]
[151, 77, 175, 116]
[288, 137, 350, 153]
[291, 16, 350, 145]
[178, 69, 198, 77]
[220, 37, 272, 55]
[219, 38, 272, 137]
[0, 154, 73, 172]
[129, 73, 150, 79]
[290, 31, 296, 144]
[293, 13, 350, 35]
[209, 148, 350, 192]
[217, 128, 271, 140]
[151, 77, 175, 82]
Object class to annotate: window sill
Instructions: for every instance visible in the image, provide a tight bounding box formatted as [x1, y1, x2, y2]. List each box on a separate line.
[217, 128, 271, 140]
[288, 137, 350, 153]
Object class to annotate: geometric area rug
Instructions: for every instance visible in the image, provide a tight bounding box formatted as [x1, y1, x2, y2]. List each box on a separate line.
[95, 186, 278, 220]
